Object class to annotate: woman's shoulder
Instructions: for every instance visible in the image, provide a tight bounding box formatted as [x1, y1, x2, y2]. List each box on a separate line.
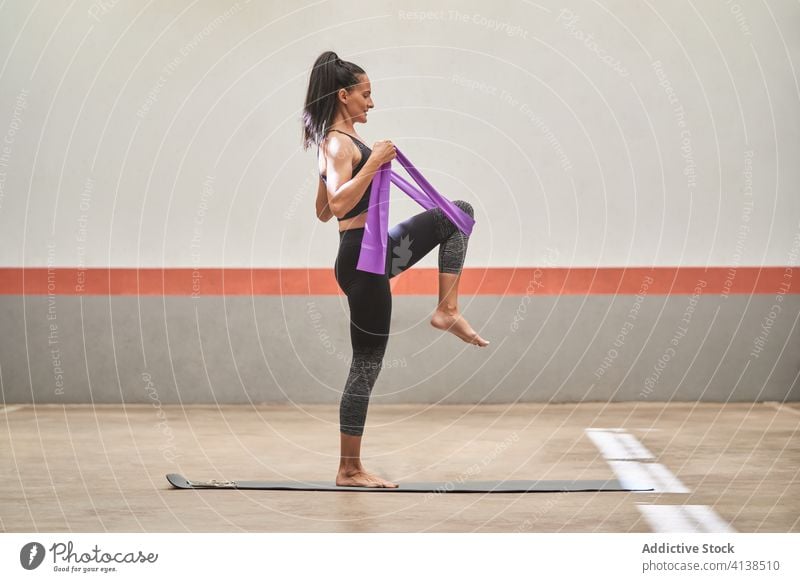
[318, 131, 361, 175]
[319, 130, 355, 154]
[325, 129, 370, 149]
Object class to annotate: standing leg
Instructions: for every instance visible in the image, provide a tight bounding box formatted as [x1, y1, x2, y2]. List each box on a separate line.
[339, 276, 390, 438]
[334, 231, 397, 488]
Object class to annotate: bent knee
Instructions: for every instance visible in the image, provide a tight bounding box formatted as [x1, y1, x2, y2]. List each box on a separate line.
[454, 199, 474, 218]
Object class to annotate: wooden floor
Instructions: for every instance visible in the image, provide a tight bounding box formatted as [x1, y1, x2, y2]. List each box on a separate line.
[1, 402, 798, 532]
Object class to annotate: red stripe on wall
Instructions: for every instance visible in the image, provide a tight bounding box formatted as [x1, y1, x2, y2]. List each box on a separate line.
[0, 267, 795, 295]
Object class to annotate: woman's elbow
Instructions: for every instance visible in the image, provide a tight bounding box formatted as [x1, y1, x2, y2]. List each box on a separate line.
[327, 200, 345, 220]
[316, 202, 336, 222]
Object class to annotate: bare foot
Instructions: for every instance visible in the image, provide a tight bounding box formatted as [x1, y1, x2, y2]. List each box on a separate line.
[430, 309, 490, 346]
[336, 467, 398, 488]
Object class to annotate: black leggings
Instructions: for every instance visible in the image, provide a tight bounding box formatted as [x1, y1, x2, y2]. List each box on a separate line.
[334, 200, 474, 436]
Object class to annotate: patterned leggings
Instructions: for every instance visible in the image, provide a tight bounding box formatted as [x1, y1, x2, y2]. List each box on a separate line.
[333, 200, 474, 436]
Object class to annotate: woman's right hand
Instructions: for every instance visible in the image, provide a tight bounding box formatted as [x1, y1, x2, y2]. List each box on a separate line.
[371, 139, 397, 165]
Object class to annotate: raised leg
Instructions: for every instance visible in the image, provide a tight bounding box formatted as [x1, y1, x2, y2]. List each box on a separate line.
[387, 200, 489, 347]
[431, 271, 490, 346]
[387, 199, 476, 278]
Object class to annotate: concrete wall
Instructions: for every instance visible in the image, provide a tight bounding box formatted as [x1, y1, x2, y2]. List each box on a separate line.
[0, 0, 798, 269]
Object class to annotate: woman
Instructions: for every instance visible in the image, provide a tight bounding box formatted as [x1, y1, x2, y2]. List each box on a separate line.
[302, 51, 489, 488]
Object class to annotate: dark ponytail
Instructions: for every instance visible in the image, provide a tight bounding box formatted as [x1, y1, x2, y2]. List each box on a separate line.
[302, 51, 365, 150]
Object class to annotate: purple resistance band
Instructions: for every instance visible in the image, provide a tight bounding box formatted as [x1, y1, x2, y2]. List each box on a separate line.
[356, 148, 476, 275]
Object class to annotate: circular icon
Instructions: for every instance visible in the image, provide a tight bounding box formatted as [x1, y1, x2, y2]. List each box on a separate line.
[20, 542, 46, 570]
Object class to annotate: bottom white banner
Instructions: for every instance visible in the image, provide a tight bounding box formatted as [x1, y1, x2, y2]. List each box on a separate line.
[1, 533, 798, 581]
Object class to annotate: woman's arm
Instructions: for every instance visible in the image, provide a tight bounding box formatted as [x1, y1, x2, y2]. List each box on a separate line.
[315, 176, 334, 222]
[321, 135, 381, 219]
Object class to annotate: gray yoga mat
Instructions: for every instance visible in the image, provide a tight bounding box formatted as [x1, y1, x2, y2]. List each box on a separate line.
[166, 473, 653, 493]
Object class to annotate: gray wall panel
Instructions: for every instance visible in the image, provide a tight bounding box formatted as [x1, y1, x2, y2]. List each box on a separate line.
[2, 295, 797, 404]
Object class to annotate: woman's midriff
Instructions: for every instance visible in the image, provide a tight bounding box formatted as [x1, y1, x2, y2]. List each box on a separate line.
[338, 211, 368, 232]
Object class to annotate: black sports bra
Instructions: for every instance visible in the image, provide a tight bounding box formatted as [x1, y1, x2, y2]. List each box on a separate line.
[319, 129, 372, 221]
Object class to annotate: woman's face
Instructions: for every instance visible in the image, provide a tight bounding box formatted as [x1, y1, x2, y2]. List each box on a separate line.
[339, 74, 374, 123]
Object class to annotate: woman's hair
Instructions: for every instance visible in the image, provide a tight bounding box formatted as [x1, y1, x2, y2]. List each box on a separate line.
[302, 51, 365, 150]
